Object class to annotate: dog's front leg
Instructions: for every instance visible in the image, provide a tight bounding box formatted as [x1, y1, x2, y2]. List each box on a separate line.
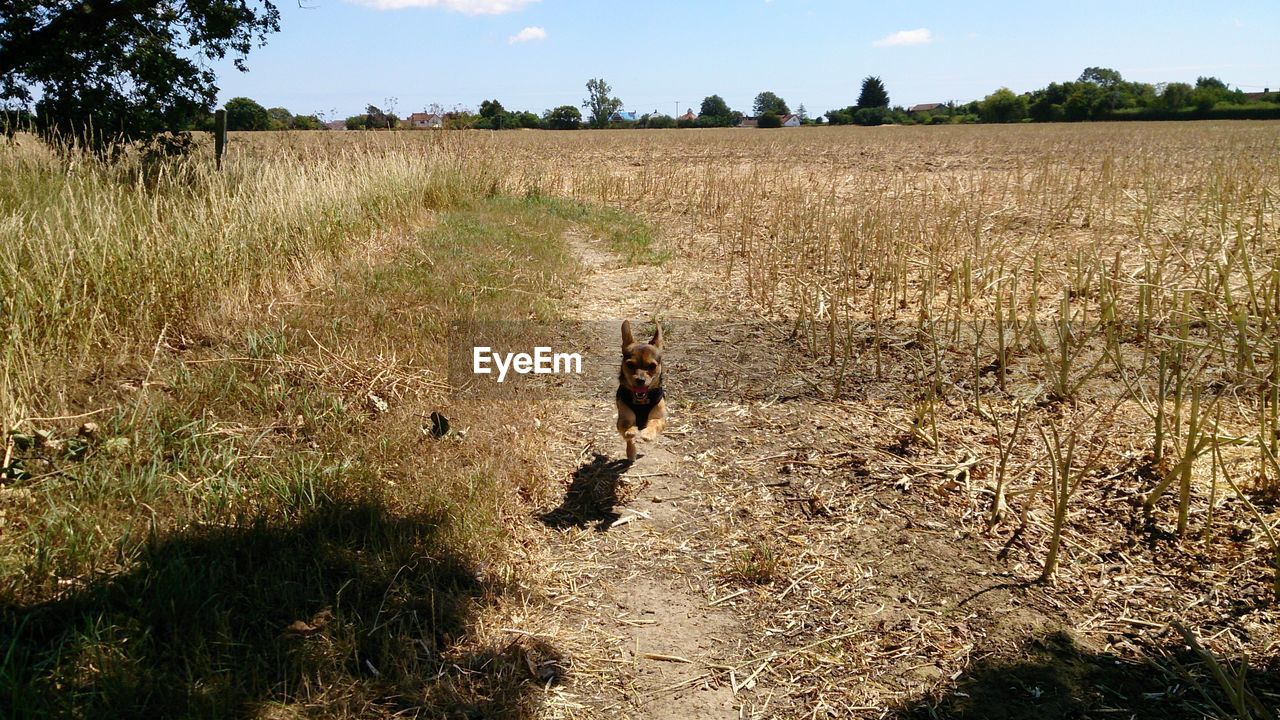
[638, 400, 667, 442]
[623, 429, 638, 461]
[617, 402, 639, 461]
[639, 418, 665, 442]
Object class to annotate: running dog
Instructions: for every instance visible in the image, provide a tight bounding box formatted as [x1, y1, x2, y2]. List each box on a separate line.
[617, 320, 666, 461]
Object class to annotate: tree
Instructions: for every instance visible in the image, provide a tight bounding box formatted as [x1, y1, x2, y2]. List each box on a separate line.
[757, 111, 782, 128]
[363, 105, 397, 130]
[442, 110, 474, 130]
[512, 110, 541, 129]
[1119, 81, 1158, 109]
[1159, 82, 1194, 110]
[1074, 69, 1143, 113]
[796, 103, 808, 122]
[1191, 88, 1220, 112]
[291, 114, 322, 130]
[544, 105, 582, 130]
[1062, 85, 1101, 121]
[225, 97, 270, 131]
[753, 91, 788, 116]
[979, 88, 1028, 123]
[1192, 77, 1230, 110]
[645, 114, 676, 129]
[853, 107, 889, 126]
[1, 0, 281, 153]
[266, 106, 292, 130]
[1078, 67, 1123, 88]
[857, 76, 890, 108]
[582, 78, 622, 129]
[700, 94, 731, 118]
[1028, 82, 1069, 121]
[477, 99, 508, 130]
[1077, 68, 1127, 112]
[826, 97, 897, 125]
[696, 95, 737, 127]
[824, 107, 855, 125]
[700, 110, 743, 128]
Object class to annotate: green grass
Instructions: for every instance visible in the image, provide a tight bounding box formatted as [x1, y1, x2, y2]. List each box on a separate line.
[725, 540, 781, 585]
[524, 194, 668, 264]
[0, 148, 652, 716]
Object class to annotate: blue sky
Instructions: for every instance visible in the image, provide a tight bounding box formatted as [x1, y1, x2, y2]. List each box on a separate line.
[211, 0, 1280, 120]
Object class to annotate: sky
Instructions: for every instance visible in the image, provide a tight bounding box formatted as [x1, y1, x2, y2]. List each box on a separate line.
[209, 0, 1280, 120]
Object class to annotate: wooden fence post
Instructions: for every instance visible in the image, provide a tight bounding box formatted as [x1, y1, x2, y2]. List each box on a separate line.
[214, 109, 227, 170]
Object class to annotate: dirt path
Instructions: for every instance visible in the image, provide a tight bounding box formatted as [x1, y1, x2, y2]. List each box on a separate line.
[525, 229, 1061, 719]
[523, 230, 1203, 719]
[530, 233, 744, 718]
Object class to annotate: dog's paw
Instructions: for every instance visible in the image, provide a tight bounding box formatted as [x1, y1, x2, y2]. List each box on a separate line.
[623, 427, 638, 439]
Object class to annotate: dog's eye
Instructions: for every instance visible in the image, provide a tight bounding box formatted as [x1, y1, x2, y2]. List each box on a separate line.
[645, 362, 657, 372]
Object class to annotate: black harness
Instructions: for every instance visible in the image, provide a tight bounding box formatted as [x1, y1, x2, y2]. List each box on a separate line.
[617, 384, 664, 429]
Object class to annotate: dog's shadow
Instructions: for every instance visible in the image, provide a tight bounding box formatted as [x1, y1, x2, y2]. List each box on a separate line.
[539, 453, 632, 531]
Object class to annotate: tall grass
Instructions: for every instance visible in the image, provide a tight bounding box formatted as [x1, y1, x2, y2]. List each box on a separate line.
[0, 132, 612, 717]
[0, 132, 501, 424]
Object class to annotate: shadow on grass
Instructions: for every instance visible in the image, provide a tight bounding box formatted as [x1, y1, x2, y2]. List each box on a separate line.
[539, 453, 631, 531]
[891, 631, 1279, 720]
[0, 499, 548, 719]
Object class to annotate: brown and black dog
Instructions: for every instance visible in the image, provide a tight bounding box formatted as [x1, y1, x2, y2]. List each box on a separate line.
[617, 320, 666, 461]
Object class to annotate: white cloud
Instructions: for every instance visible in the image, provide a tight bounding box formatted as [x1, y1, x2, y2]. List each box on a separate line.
[872, 28, 933, 48]
[346, 0, 538, 13]
[508, 26, 547, 44]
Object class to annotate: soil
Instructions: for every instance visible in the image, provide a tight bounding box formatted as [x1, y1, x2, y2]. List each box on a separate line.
[521, 230, 1279, 718]
[534, 233, 743, 718]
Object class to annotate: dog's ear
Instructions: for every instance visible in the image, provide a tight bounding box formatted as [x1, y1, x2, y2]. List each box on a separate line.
[621, 320, 635, 349]
[649, 321, 663, 349]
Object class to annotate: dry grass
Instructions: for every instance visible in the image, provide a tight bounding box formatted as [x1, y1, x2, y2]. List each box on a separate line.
[0, 130, 498, 424]
[0, 131, 665, 717]
[469, 122, 1280, 717]
[5, 122, 1280, 718]
[482, 121, 1279, 567]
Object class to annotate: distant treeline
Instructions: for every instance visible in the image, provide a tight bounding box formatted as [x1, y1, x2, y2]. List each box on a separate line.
[191, 68, 1280, 135]
[828, 69, 1280, 126]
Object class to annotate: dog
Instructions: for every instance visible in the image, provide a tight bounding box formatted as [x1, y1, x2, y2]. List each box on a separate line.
[617, 319, 666, 461]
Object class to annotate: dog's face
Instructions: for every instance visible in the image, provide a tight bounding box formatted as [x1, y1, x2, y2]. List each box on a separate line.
[620, 320, 663, 400]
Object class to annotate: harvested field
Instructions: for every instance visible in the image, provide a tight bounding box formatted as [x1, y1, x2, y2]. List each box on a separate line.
[3, 122, 1279, 718]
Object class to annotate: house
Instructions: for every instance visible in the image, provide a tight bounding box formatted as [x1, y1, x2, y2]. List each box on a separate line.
[406, 112, 443, 129]
[1243, 89, 1273, 101]
[324, 120, 346, 131]
[908, 103, 945, 113]
[678, 109, 697, 122]
[609, 110, 640, 123]
[737, 116, 758, 128]
[780, 113, 801, 127]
